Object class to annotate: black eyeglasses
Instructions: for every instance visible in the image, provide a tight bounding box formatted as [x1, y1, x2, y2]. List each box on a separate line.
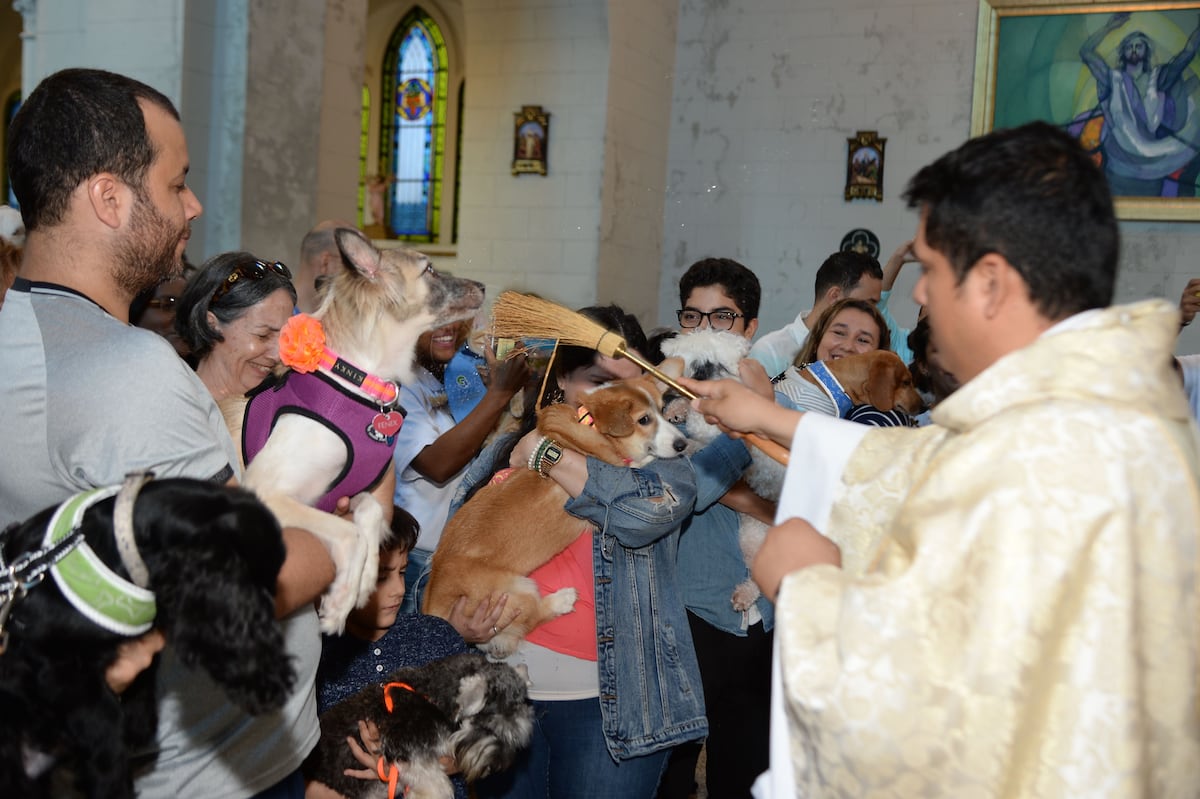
[676, 308, 745, 331]
[212, 260, 293, 304]
[145, 295, 177, 311]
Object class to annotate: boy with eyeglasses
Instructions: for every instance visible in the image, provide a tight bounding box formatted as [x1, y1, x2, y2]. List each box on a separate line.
[657, 258, 774, 799]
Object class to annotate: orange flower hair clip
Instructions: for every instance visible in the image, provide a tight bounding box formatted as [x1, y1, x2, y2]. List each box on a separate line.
[279, 313, 326, 373]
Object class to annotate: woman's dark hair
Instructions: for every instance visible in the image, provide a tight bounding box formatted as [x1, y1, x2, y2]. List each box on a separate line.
[795, 298, 890, 366]
[175, 251, 297, 360]
[459, 303, 646, 506]
[540, 304, 647, 406]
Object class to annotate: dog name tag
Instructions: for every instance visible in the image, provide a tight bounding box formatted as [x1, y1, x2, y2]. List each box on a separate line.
[368, 411, 403, 444]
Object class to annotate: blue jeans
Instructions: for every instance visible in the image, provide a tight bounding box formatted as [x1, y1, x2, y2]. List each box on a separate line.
[476, 698, 669, 799]
[400, 546, 434, 614]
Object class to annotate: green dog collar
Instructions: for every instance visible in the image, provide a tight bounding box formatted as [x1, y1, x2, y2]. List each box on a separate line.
[43, 486, 156, 636]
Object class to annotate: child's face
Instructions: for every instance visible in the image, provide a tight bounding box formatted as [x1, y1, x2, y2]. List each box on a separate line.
[346, 548, 409, 641]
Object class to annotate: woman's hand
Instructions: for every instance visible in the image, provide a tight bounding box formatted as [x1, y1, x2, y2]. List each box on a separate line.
[509, 428, 544, 470]
[485, 344, 532, 399]
[447, 592, 520, 644]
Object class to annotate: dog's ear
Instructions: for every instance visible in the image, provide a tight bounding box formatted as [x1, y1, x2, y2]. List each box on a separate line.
[137, 483, 296, 715]
[589, 393, 636, 437]
[334, 227, 382, 279]
[863, 353, 899, 411]
[455, 672, 489, 720]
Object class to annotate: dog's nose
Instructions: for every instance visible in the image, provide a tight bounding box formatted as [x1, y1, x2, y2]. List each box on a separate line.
[673, 437, 688, 453]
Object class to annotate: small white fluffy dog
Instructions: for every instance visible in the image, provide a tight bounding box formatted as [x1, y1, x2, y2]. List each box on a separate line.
[659, 329, 784, 610]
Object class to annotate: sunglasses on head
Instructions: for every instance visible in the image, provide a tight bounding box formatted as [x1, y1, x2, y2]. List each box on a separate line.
[211, 260, 293, 304]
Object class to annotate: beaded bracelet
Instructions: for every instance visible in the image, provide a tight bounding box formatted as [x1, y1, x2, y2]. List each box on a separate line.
[527, 436, 549, 472]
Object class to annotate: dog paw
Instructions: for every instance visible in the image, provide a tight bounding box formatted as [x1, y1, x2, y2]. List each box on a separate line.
[318, 588, 352, 635]
[350, 495, 386, 606]
[482, 632, 520, 659]
[317, 532, 363, 634]
[544, 587, 578, 616]
[730, 579, 762, 612]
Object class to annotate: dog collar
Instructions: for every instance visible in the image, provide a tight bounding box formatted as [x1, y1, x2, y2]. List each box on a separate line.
[315, 349, 399, 407]
[278, 314, 399, 407]
[43, 484, 156, 636]
[806, 361, 854, 417]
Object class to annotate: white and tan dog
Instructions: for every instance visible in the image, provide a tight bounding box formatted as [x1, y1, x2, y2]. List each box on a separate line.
[226, 228, 485, 633]
[659, 329, 784, 611]
[424, 367, 688, 657]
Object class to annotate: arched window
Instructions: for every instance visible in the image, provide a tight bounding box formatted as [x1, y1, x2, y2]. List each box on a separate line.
[380, 7, 447, 242]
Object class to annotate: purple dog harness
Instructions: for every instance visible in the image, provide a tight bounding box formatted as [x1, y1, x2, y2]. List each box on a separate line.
[242, 370, 404, 513]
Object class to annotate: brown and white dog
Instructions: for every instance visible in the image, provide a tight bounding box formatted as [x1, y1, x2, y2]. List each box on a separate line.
[225, 228, 485, 633]
[794, 349, 924, 415]
[423, 366, 687, 657]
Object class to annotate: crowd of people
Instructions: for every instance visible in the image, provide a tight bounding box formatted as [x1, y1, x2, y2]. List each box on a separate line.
[0, 66, 1197, 799]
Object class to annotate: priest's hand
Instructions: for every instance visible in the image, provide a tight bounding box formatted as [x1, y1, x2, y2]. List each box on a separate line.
[752, 518, 841, 601]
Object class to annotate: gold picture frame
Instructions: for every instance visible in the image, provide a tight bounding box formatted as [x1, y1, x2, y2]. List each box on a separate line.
[512, 105, 549, 176]
[973, 0, 1200, 220]
[845, 131, 886, 202]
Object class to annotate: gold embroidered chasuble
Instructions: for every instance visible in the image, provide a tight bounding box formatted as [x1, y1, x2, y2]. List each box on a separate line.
[775, 300, 1200, 797]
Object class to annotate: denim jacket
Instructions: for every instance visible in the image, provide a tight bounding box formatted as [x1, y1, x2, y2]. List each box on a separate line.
[451, 438, 744, 760]
[571, 434, 756, 758]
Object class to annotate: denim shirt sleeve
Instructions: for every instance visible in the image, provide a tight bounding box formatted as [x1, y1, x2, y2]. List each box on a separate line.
[690, 433, 752, 512]
[564, 455, 698, 549]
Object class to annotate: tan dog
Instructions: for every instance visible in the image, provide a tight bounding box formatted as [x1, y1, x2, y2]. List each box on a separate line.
[423, 366, 687, 657]
[798, 349, 924, 414]
[224, 228, 485, 633]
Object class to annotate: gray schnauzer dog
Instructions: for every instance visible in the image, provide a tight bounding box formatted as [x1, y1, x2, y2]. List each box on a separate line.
[306, 653, 533, 799]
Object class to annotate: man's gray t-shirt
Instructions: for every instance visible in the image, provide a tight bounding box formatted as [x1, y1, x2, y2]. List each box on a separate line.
[0, 280, 320, 797]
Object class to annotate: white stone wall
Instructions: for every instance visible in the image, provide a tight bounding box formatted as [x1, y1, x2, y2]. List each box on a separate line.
[659, 0, 1200, 355]
[597, 0, 679, 327]
[456, 0, 610, 308]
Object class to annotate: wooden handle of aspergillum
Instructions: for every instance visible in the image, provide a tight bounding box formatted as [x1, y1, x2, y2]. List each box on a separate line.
[614, 346, 791, 467]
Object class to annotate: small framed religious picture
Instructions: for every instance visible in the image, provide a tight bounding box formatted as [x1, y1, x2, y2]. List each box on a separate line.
[845, 130, 886, 202]
[512, 105, 550, 176]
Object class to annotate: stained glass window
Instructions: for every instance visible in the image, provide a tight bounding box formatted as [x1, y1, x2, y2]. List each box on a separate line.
[380, 7, 447, 241]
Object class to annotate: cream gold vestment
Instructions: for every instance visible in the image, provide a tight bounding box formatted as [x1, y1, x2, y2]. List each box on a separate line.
[772, 300, 1200, 798]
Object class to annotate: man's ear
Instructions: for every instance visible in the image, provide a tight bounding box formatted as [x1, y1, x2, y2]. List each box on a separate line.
[970, 253, 1014, 320]
[86, 173, 125, 230]
[742, 317, 759, 340]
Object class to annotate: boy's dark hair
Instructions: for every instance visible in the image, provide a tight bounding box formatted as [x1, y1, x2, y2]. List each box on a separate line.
[385, 506, 420, 556]
[813, 251, 883, 299]
[903, 121, 1117, 320]
[678, 257, 761, 321]
[8, 68, 180, 232]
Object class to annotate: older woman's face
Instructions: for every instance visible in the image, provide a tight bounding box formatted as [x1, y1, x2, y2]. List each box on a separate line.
[207, 288, 294, 394]
[815, 308, 881, 362]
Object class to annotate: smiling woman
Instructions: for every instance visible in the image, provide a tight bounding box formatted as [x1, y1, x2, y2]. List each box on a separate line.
[174, 251, 298, 403]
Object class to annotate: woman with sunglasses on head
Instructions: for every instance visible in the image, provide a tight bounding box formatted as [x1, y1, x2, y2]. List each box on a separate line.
[175, 252, 297, 402]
